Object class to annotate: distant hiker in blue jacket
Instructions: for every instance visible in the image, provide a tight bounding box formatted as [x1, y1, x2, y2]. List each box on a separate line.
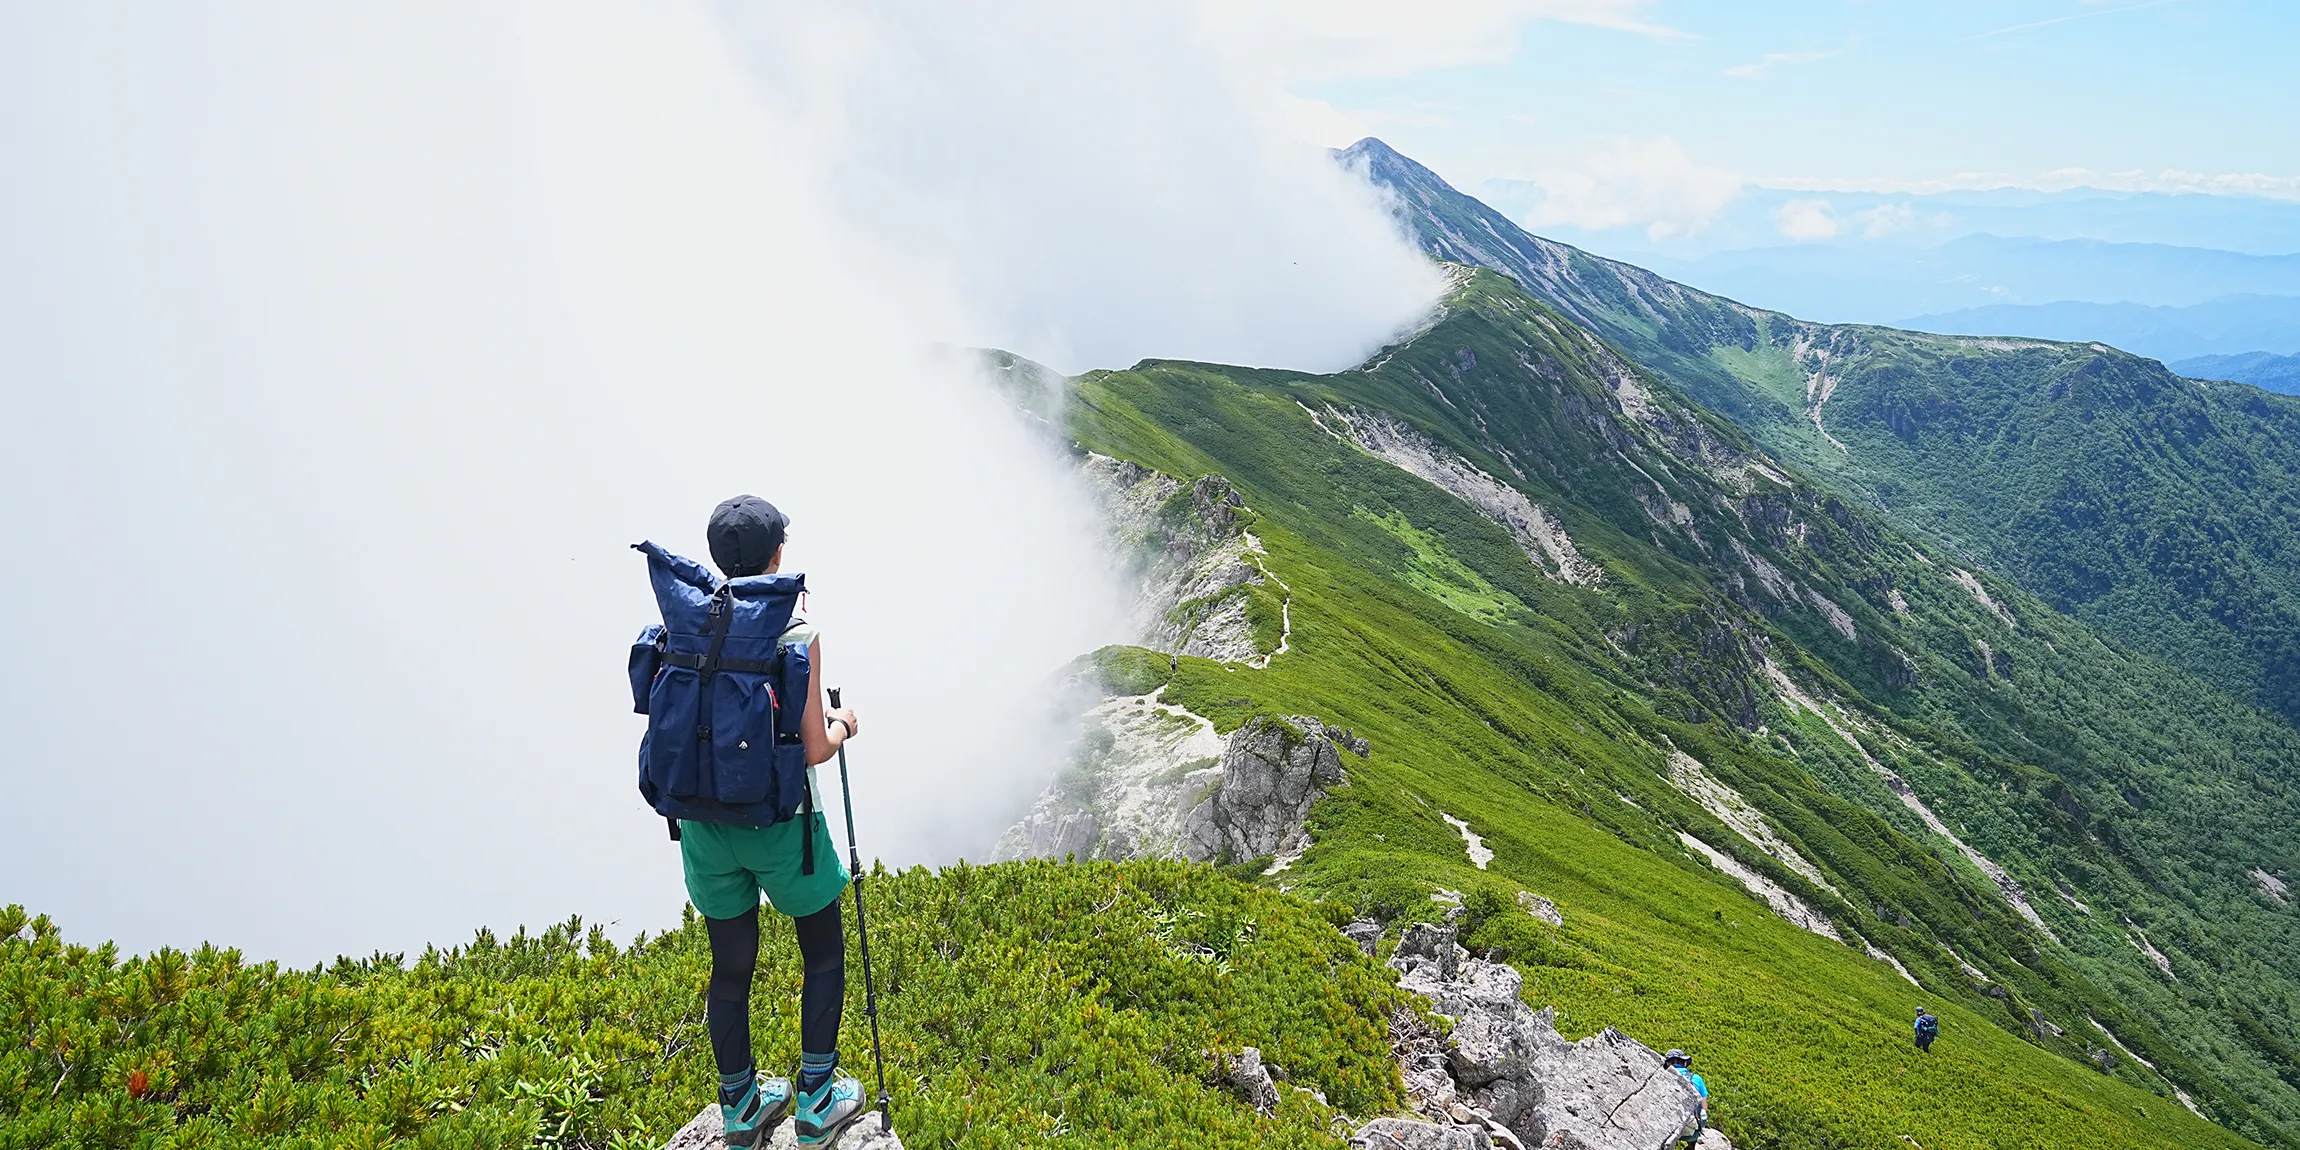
[1665, 1049, 1708, 1144]
[633, 496, 868, 1147]
[1915, 1006, 1940, 1052]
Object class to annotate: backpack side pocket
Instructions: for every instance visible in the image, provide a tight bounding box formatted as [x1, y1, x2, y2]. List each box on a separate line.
[628, 625, 664, 714]
[643, 666, 704, 801]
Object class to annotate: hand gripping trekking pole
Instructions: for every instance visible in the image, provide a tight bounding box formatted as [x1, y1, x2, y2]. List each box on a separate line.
[827, 688, 892, 1131]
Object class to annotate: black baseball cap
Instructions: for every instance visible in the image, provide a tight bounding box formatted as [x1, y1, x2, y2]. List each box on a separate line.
[706, 495, 788, 577]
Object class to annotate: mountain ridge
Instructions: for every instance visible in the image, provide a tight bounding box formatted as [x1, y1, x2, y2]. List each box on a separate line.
[1347, 135, 2300, 732]
[1022, 261, 2300, 1144]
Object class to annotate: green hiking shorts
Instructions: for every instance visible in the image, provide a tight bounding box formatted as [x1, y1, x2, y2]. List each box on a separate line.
[679, 813, 850, 921]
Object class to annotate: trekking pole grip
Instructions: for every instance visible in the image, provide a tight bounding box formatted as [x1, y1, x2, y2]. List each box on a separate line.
[828, 687, 842, 709]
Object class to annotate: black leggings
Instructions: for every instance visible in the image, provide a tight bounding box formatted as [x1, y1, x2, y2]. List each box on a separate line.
[704, 900, 846, 1075]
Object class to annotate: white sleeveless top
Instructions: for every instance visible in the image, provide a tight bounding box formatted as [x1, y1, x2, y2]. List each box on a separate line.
[781, 617, 828, 810]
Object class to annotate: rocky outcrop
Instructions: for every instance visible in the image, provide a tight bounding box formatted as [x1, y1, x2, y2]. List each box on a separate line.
[1083, 453, 1275, 664]
[1182, 715, 1359, 864]
[993, 691, 1227, 862]
[1350, 1116, 1490, 1149]
[1514, 891, 1564, 928]
[999, 455, 1336, 865]
[1223, 1047, 1283, 1115]
[1386, 924, 1703, 1150]
[664, 1105, 901, 1150]
[996, 711, 1365, 866]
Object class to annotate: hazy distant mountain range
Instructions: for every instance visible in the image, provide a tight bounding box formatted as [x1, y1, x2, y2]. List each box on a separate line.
[1901, 294, 2300, 363]
[2176, 350, 2300, 394]
[1630, 236, 2300, 322]
[1482, 181, 2300, 370]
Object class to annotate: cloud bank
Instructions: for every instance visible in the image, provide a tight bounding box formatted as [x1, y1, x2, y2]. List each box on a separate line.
[0, 2, 1442, 963]
[1508, 137, 1744, 241]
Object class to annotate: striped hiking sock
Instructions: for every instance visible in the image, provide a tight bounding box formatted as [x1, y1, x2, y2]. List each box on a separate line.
[797, 1051, 838, 1094]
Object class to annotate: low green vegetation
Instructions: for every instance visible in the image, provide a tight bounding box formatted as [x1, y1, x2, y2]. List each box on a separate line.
[0, 863, 1404, 1149]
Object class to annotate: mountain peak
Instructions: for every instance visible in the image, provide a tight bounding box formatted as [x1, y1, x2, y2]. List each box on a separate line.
[1337, 136, 1454, 194]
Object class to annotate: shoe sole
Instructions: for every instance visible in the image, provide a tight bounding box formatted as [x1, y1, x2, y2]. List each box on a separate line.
[794, 1108, 866, 1148]
[724, 1101, 791, 1148]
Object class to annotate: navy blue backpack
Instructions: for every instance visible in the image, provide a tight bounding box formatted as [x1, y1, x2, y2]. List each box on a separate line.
[627, 541, 816, 868]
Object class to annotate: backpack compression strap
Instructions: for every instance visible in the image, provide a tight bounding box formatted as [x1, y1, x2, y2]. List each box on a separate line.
[657, 648, 782, 675]
[666, 585, 735, 844]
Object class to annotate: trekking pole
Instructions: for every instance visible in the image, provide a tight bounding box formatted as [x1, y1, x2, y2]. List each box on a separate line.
[827, 687, 892, 1132]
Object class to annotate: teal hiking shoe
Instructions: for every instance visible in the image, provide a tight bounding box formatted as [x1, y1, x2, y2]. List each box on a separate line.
[719, 1074, 791, 1149]
[793, 1072, 866, 1146]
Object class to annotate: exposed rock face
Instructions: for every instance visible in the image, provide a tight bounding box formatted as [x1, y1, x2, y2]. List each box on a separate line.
[1183, 715, 1355, 863]
[993, 691, 1226, 862]
[1388, 924, 1701, 1150]
[664, 1105, 901, 1150]
[999, 455, 1346, 865]
[1350, 1116, 1490, 1149]
[1676, 832, 1842, 942]
[1313, 404, 1602, 586]
[1083, 453, 1273, 664]
[1761, 659, 2059, 943]
[996, 710, 1364, 865]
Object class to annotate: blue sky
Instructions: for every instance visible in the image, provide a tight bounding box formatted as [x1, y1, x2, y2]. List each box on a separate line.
[1291, 0, 2299, 244]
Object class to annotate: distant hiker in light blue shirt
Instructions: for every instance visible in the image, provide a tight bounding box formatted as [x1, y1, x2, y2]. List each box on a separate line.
[1665, 1049, 1708, 1145]
[1915, 1006, 1940, 1052]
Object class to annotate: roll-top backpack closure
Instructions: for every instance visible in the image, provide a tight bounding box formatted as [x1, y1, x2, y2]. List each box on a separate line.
[629, 541, 815, 832]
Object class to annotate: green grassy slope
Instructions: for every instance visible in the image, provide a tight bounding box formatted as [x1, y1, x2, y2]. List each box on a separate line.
[1066, 269, 2300, 1146]
[1347, 136, 2300, 730]
[1, 864, 1406, 1149]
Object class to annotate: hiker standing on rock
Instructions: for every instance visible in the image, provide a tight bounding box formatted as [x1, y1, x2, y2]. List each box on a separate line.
[628, 496, 869, 1147]
[1664, 1049, 1708, 1145]
[1915, 1006, 1940, 1053]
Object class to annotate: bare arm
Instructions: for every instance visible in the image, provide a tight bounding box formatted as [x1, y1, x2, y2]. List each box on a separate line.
[799, 636, 859, 767]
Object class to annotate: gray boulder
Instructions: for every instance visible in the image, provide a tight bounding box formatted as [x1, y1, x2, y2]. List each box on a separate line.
[1388, 935, 1700, 1150]
[1515, 890, 1565, 927]
[1343, 917, 1384, 957]
[1182, 715, 1355, 863]
[1392, 922, 1463, 982]
[664, 1105, 902, 1150]
[1224, 1047, 1282, 1114]
[1351, 1116, 1490, 1149]
[1525, 1027, 1701, 1150]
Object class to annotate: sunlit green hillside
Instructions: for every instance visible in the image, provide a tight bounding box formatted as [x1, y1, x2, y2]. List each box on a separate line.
[1067, 268, 2299, 1147]
[9, 269, 2297, 1150]
[1349, 135, 2300, 731]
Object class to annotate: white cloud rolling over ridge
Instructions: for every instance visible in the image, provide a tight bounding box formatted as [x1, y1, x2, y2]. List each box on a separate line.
[0, 2, 1442, 963]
